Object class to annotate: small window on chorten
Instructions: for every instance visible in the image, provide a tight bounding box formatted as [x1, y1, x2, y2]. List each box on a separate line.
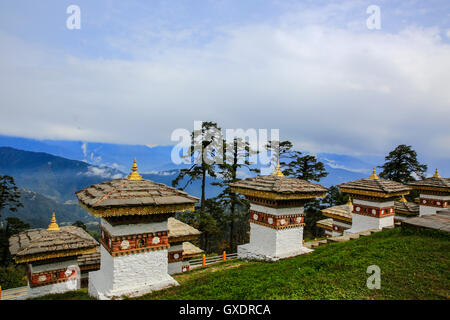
[137, 238, 145, 248]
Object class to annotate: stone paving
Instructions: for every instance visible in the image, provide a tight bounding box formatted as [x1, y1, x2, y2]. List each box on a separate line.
[402, 211, 450, 233]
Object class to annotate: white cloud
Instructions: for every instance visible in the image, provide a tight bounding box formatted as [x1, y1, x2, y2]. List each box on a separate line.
[320, 158, 369, 174]
[81, 143, 87, 157]
[83, 166, 123, 179]
[144, 170, 178, 176]
[0, 4, 449, 162]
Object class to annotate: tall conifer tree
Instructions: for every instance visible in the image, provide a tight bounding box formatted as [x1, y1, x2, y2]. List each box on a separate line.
[378, 144, 427, 183]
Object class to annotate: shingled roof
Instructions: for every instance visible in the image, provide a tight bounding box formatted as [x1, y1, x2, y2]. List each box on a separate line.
[182, 241, 203, 258]
[9, 226, 98, 263]
[78, 246, 101, 270]
[76, 178, 199, 209]
[395, 198, 419, 216]
[168, 217, 201, 240]
[408, 169, 450, 191]
[322, 203, 353, 222]
[230, 175, 327, 200]
[316, 218, 333, 229]
[339, 169, 410, 197]
[76, 159, 198, 215]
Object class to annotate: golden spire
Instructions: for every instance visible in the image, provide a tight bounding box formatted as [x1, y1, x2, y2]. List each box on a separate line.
[127, 158, 143, 180]
[47, 212, 60, 231]
[272, 158, 284, 177]
[433, 168, 441, 178]
[399, 195, 407, 203]
[346, 197, 353, 206]
[369, 168, 379, 179]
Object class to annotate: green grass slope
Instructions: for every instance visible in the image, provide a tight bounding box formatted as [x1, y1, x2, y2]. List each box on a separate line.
[33, 228, 450, 300]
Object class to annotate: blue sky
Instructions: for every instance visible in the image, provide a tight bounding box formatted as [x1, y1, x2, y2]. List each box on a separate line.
[0, 0, 449, 172]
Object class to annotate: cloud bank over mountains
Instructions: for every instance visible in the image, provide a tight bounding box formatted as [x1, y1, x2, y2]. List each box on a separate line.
[0, 0, 449, 166]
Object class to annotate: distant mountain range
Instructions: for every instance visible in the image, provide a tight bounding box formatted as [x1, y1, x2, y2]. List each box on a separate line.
[0, 146, 124, 203]
[1, 134, 446, 229]
[0, 135, 181, 173]
[0, 146, 220, 228]
[1, 188, 99, 229]
[0, 134, 380, 186]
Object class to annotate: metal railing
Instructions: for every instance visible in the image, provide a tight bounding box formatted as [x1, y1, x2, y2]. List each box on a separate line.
[190, 251, 238, 269]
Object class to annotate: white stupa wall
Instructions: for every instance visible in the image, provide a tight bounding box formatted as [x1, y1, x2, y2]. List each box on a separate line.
[30, 259, 78, 273]
[26, 259, 81, 299]
[345, 199, 395, 234]
[27, 278, 80, 299]
[168, 243, 183, 274]
[419, 194, 450, 216]
[101, 218, 168, 236]
[89, 218, 177, 299]
[89, 246, 177, 300]
[168, 261, 183, 275]
[238, 220, 311, 261]
[250, 203, 304, 215]
[345, 214, 394, 234]
[353, 199, 395, 208]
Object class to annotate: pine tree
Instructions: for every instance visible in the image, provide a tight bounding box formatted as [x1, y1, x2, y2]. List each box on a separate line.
[265, 140, 294, 174]
[172, 121, 223, 251]
[0, 175, 23, 219]
[284, 152, 328, 182]
[265, 141, 328, 182]
[1, 217, 29, 266]
[177, 198, 222, 253]
[323, 186, 350, 207]
[378, 144, 427, 183]
[172, 121, 222, 212]
[214, 137, 259, 252]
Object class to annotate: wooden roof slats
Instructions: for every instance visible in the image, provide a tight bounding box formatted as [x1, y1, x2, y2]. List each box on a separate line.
[76, 178, 199, 209]
[9, 226, 98, 259]
[230, 175, 327, 194]
[339, 178, 410, 194]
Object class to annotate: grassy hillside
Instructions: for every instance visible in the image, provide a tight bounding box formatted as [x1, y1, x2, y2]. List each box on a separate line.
[33, 228, 449, 300]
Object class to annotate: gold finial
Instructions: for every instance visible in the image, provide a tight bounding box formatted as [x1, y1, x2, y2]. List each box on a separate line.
[399, 195, 407, 203]
[369, 168, 379, 179]
[346, 197, 353, 206]
[433, 168, 441, 178]
[47, 212, 60, 231]
[127, 158, 143, 180]
[272, 158, 284, 177]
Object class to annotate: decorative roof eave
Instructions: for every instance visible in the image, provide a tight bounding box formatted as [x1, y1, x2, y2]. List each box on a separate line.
[339, 187, 409, 198]
[395, 209, 419, 216]
[321, 211, 353, 223]
[79, 263, 101, 272]
[231, 186, 326, 200]
[14, 247, 97, 264]
[78, 201, 196, 218]
[169, 234, 200, 243]
[407, 185, 450, 193]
